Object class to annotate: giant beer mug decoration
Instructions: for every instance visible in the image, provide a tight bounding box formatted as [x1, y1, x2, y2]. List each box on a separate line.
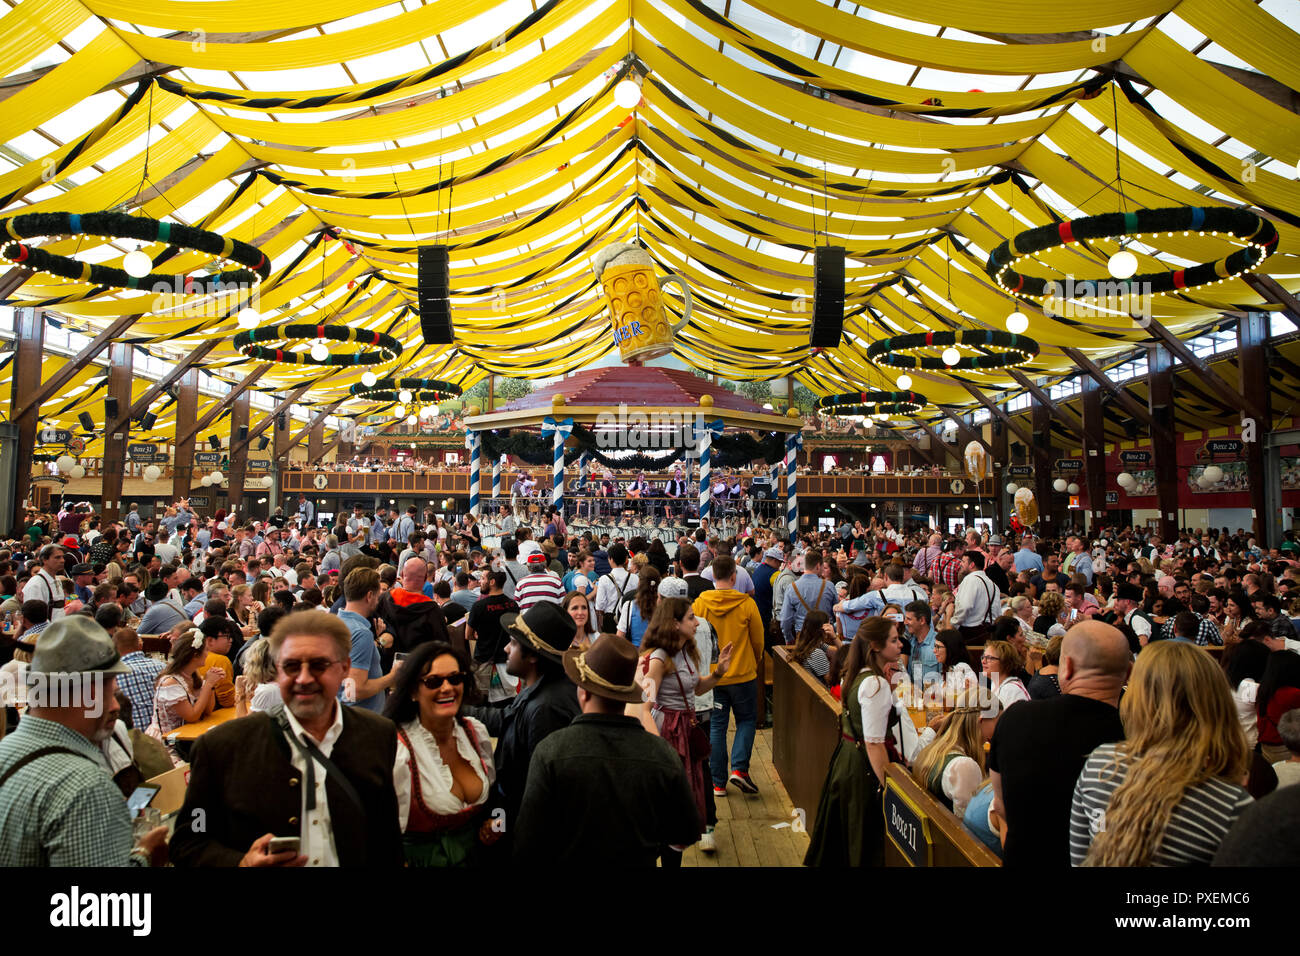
[593, 242, 693, 362]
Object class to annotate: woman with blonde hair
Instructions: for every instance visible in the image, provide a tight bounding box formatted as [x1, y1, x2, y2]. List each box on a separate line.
[910, 694, 985, 816]
[1033, 590, 1066, 634]
[1070, 640, 1251, 866]
[233, 638, 280, 717]
[1008, 595, 1035, 635]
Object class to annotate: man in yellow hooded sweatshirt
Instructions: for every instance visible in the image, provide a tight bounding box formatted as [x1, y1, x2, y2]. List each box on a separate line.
[692, 555, 765, 796]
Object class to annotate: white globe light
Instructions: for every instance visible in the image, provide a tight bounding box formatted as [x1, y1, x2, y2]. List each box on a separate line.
[209, 470, 223, 484]
[399, 389, 413, 404]
[310, 341, 329, 362]
[1202, 465, 1223, 484]
[614, 78, 642, 109]
[56, 454, 75, 472]
[361, 371, 377, 388]
[896, 374, 912, 391]
[123, 248, 152, 278]
[941, 346, 960, 366]
[200, 475, 212, 486]
[1005, 310, 1029, 335]
[406, 414, 417, 425]
[1006, 482, 1018, 494]
[236, 307, 259, 329]
[143, 464, 162, 482]
[1053, 478, 1068, 493]
[69, 464, 85, 479]
[1117, 471, 1135, 488]
[262, 475, 274, 488]
[394, 405, 406, 418]
[1107, 249, 1138, 280]
[1067, 482, 1080, 495]
[422, 405, 437, 418]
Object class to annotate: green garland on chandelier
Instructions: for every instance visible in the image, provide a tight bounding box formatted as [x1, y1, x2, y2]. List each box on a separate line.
[479, 425, 785, 469]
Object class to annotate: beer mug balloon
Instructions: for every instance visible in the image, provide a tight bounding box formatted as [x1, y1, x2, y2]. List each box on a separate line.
[964, 441, 990, 483]
[593, 242, 693, 362]
[1013, 486, 1038, 526]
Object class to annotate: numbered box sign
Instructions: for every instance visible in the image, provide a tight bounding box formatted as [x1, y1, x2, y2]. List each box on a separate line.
[883, 778, 933, 867]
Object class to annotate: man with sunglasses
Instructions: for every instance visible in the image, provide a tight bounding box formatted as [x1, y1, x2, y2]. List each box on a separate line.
[171, 609, 403, 867]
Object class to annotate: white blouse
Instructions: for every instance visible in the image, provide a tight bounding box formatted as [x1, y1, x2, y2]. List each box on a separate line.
[857, 673, 895, 744]
[1233, 679, 1259, 750]
[994, 676, 1030, 713]
[393, 717, 496, 831]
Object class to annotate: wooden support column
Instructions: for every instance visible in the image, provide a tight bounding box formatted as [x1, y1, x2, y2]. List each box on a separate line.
[954, 378, 1035, 448]
[1238, 311, 1272, 545]
[10, 307, 43, 532]
[171, 369, 199, 501]
[1079, 374, 1108, 536]
[227, 391, 251, 518]
[308, 417, 327, 463]
[1030, 398, 1056, 539]
[101, 343, 134, 523]
[913, 420, 963, 464]
[990, 408, 1009, 531]
[935, 404, 994, 457]
[1147, 345, 1180, 543]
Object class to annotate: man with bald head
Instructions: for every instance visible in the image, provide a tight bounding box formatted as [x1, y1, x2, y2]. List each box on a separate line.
[913, 532, 943, 578]
[987, 620, 1130, 867]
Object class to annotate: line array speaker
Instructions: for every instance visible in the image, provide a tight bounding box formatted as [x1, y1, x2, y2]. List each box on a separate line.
[418, 245, 454, 344]
[809, 246, 845, 348]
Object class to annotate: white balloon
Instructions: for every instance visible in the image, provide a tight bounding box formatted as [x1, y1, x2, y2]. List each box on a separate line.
[1108, 249, 1138, 280]
[69, 464, 85, 479]
[1006, 482, 1018, 494]
[1067, 482, 1079, 495]
[56, 454, 75, 472]
[1202, 465, 1223, 484]
[143, 464, 161, 482]
[1053, 478, 1068, 493]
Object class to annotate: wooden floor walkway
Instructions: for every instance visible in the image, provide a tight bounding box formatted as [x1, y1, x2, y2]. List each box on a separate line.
[682, 726, 811, 867]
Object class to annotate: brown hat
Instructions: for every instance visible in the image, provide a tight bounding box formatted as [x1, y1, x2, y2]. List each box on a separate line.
[562, 635, 644, 704]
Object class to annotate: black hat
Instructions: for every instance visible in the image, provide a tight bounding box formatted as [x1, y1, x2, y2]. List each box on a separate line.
[70, 563, 93, 576]
[499, 602, 577, 664]
[145, 580, 168, 602]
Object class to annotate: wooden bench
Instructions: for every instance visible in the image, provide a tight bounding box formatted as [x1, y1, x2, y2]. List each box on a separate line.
[882, 763, 1001, 867]
[770, 646, 841, 833]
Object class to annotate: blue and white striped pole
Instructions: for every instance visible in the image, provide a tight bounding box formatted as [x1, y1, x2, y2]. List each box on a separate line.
[576, 451, 589, 521]
[466, 432, 482, 519]
[697, 417, 724, 523]
[786, 430, 803, 543]
[491, 454, 503, 501]
[540, 415, 574, 517]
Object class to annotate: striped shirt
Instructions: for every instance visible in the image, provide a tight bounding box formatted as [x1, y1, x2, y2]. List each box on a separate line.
[1160, 612, 1222, 647]
[514, 571, 565, 612]
[118, 651, 166, 729]
[1069, 742, 1253, 866]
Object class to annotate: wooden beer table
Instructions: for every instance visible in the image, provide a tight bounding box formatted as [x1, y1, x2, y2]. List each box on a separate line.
[167, 707, 238, 742]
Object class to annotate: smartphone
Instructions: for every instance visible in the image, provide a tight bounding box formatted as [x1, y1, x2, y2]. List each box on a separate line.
[394, 653, 410, 664]
[126, 785, 159, 819]
[886, 613, 904, 622]
[268, 836, 300, 855]
[1069, 608, 1078, 621]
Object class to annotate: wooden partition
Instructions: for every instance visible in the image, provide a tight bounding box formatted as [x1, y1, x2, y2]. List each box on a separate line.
[770, 646, 841, 832]
[883, 764, 1002, 867]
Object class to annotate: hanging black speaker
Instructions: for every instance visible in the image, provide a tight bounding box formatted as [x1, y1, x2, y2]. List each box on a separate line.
[809, 246, 845, 348]
[208, 434, 221, 450]
[257, 436, 270, 451]
[104, 397, 118, 420]
[238, 424, 249, 442]
[139, 411, 157, 431]
[418, 245, 453, 344]
[78, 412, 95, 432]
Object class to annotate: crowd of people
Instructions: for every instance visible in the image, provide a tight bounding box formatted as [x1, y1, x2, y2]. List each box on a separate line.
[2, 492, 1299, 867]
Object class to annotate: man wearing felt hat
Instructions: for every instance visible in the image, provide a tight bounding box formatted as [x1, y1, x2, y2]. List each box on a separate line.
[514, 634, 699, 866]
[0, 616, 168, 866]
[460, 602, 581, 840]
